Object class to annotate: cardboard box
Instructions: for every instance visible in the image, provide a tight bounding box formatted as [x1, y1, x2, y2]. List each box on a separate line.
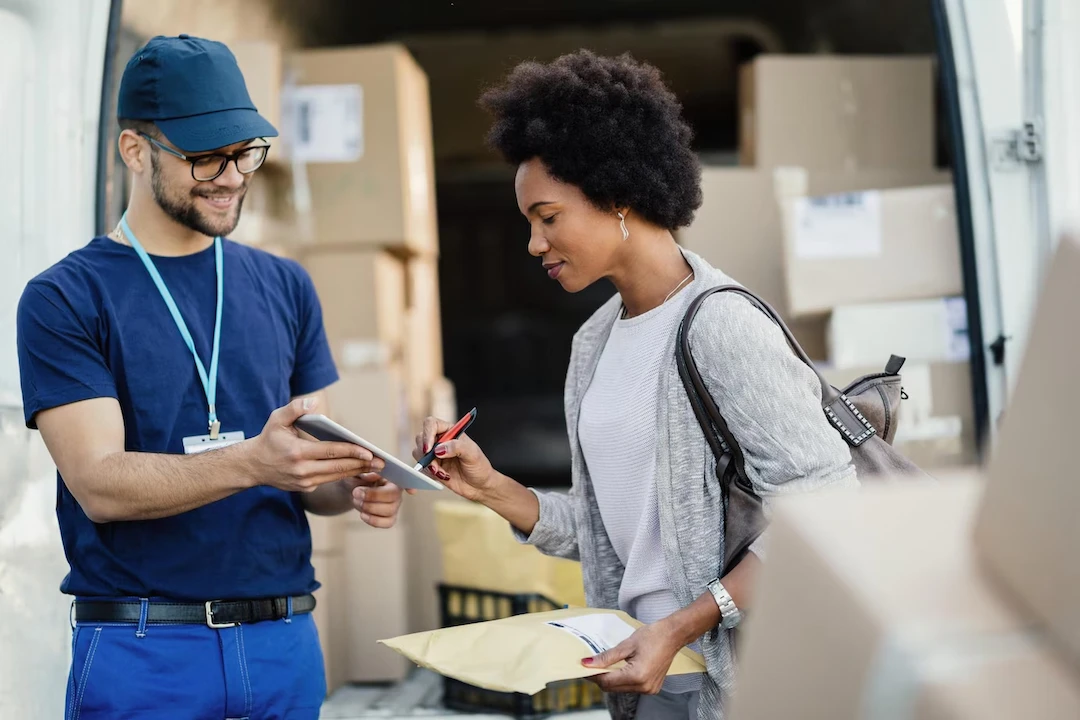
[973, 233, 1080, 670]
[230, 165, 299, 248]
[287, 44, 437, 254]
[827, 297, 969, 368]
[326, 366, 409, 461]
[308, 513, 345, 554]
[311, 551, 348, 695]
[403, 489, 460, 633]
[428, 376, 458, 422]
[400, 378, 458, 633]
[343, 523, 410, 682]
[739, 55, 935, 171]
[729, 475, 1035, 720]
[302, 249, 408, 369]
[231, 40, 284, 146]
[777, 171, 963, 316]
[404, 256, 444, 417]
[914, 642, 1080, 719]
[678, 167, 951, 359]
[822, 361, 977, 471]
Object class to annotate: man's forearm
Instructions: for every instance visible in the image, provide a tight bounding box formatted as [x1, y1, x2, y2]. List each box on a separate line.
[78, 441, 257, 523]
[302, 479, 353, 516]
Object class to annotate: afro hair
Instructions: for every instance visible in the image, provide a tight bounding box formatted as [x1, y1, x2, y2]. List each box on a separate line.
[480, 50, 703, 230]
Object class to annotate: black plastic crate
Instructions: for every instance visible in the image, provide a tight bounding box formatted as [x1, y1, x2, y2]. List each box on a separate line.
[437, 584, 607, 719]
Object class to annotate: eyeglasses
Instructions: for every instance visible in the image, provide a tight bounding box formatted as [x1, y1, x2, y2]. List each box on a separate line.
[139, 132, 271, 182]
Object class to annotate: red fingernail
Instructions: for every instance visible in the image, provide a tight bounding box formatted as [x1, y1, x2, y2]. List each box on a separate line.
[582, 658, 594, 666]
[437, 471, 451, 481]
[423, 443, 430, 453]
[434, 445, 446, 457]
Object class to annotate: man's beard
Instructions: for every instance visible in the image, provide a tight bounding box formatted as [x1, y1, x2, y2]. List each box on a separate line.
[151, 154, 247, 238]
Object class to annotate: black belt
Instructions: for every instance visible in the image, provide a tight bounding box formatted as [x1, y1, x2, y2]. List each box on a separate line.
[74, 594, 316, 629]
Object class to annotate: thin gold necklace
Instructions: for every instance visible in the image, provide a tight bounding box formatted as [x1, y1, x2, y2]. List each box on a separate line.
[622, 269, 695, 319]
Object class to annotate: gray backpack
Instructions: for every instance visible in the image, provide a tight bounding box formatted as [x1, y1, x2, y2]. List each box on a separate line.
[676, 285, 926, 573]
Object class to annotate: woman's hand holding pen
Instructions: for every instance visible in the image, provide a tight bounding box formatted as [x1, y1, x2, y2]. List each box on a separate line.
[412, 415, 502, 503]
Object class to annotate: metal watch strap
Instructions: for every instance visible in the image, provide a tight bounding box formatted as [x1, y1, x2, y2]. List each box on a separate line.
[707, 578, 742, 629]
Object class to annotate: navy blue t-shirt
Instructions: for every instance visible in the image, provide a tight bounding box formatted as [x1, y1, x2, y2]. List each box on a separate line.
[16, 236, 339, 601]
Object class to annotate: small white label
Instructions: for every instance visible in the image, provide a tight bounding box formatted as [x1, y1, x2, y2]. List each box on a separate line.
[794, 191, 883, 259]
[546, 614, 637, 655]
[943, 297, 970, 362]
[289, 84, 363, 163]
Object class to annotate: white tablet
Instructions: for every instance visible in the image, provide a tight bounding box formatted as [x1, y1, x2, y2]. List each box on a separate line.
[294, 414, 444, 492]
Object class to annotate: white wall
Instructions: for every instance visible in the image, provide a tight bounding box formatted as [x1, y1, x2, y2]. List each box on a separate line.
[0, 0, 110, 716]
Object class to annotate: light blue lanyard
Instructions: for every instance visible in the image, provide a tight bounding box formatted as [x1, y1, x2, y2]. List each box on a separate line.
[120, 214, 224, 438]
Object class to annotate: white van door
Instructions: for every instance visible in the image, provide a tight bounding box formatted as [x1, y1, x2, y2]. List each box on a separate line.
[0, 0, 114, 717]
[936, 0, 1080, 445]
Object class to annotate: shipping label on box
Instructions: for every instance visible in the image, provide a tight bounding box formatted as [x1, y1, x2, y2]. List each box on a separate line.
[288, 84, 364, 163]
[794, 191, 882, 259]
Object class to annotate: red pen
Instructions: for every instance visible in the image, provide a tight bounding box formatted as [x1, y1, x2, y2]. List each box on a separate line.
[413, 408, 477, 471]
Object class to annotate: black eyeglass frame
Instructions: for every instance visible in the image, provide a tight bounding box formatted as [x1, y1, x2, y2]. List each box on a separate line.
[138, 132, 271, 181]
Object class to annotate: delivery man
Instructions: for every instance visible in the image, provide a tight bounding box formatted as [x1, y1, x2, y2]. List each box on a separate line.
[16, 34, 400, 719]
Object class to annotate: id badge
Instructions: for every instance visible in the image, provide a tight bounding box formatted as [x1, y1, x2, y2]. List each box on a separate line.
[183, 431, 246, 455]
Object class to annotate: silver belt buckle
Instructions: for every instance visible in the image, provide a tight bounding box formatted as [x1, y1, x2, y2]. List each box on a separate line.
[205, 600, 237, 629]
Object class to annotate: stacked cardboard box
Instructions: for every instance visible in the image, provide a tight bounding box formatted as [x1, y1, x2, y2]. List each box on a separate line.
[309, 551, 348, 693]
[285, 43, 438, 256]
[265, 43, 453, 689]
[972, 233, 1080, 676]
[729, 475, 1080, 720]
[692, 54, 969, 470]
[738, 55, 936, 171]
[775, 169, 963, 316]
[729, 235, 1080, 720]
[677, 167, 950, 360]
[301, 248, 408, 369]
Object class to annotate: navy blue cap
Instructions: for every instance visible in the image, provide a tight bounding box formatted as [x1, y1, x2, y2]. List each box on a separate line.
[117, 34, 278, 153]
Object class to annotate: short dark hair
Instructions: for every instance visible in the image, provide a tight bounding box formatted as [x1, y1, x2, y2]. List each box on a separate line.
[480, 51, 703, 230]
[118, 118, 160, 138]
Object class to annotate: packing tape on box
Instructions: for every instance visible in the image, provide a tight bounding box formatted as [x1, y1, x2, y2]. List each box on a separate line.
[860, 626, 1039, 720]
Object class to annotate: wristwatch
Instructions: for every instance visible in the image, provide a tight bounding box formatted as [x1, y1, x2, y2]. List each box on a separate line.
[707, 578, 743, 630]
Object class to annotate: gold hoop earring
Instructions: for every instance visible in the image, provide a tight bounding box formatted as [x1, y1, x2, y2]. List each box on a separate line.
[617, 211, 629, 241]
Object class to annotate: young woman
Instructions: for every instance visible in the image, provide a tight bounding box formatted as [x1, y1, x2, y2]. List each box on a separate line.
[411, 51, 857, 720]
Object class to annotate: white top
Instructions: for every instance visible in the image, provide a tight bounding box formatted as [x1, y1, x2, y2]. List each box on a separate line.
[579, 292, 703, 694]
